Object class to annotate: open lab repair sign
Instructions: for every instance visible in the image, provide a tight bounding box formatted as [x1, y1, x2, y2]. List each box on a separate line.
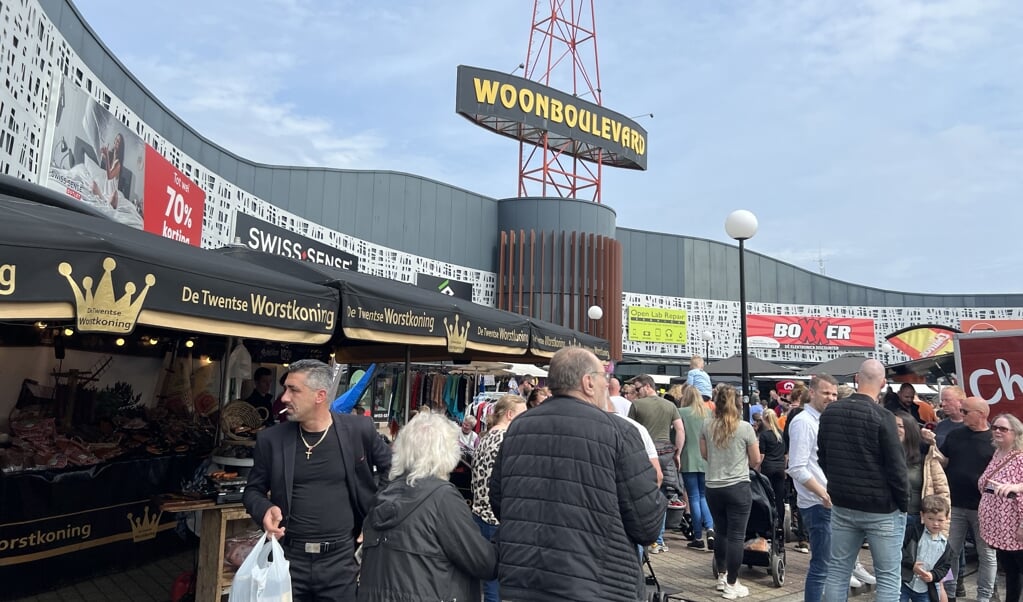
[627, 306, 688, 344]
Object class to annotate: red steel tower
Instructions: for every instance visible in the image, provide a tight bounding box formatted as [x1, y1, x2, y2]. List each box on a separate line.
[519, 0, 604, 203]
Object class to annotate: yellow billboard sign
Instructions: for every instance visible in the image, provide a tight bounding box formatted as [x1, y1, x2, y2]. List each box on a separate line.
[627, 306, 688, 343]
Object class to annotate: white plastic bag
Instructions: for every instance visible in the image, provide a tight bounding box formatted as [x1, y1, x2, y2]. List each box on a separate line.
[228, 533, 292, 602]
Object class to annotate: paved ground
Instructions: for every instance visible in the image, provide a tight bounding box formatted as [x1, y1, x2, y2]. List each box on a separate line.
[10, 527, 998, 602]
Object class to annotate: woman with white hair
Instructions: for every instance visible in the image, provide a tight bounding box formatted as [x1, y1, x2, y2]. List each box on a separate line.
[357, 413, 497, 601]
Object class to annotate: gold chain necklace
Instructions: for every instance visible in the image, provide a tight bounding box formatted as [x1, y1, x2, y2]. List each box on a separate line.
[299, 424, 332, 460]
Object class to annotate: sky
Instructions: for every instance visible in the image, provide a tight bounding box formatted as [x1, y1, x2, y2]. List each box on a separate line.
[74, 1, 1023, 295]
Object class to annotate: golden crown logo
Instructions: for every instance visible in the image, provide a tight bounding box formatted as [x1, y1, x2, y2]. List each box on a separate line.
[444, 314, 470, 354]
[58, 257, 155, 334]
[126, 506, 163, 542]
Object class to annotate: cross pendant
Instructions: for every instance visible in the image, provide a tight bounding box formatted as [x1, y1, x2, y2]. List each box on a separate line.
[305, 448, 312, 459]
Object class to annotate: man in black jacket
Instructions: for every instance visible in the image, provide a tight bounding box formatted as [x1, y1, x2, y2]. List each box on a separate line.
[819, 358, 909, 602]
[243, 359, 392, 602]
[490, 347, 666, 602]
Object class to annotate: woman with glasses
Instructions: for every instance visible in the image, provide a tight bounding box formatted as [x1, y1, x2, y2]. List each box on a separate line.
[978, 413, 1023, 602]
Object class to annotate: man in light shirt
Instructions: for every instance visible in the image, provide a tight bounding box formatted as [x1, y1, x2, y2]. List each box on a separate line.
[609, 376, 632, 417]
[787, 373, 838, 602]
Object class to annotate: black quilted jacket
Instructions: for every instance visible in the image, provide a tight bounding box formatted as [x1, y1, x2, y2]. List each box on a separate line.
[490, 395, 666, 602]
[818, 393, 909, 513]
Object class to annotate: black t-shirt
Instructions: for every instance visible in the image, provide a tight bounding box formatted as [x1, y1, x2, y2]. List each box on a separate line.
[939, 427, 994, 510]
[758, 429, 786, 475]
[288, 427, 354, 541]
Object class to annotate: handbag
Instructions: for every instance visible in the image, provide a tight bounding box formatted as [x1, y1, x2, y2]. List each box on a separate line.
[228, 533, 292, 602]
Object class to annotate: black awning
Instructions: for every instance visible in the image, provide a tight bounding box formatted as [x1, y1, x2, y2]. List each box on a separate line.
[0, 194, 339, 343]
[216, 247, 531, 358]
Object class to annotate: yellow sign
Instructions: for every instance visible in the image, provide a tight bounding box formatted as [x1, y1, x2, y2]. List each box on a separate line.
[627, 306, 688, 344]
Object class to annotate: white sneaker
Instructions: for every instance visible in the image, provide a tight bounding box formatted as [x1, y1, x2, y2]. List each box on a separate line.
[716, 573, 727, 591]
[722, 581, 750, 599]
[853, 561, 876, 585]
[849, 576, 863, 589]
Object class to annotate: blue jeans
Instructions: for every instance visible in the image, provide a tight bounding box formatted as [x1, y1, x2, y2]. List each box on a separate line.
[945, 506, 996, 601]
[682, 472, 713, 538]
[473, 514, 500, 602]
[825, 506, 905, 602]
[900, 584, 931, 602]
[800, 504, 831, 602]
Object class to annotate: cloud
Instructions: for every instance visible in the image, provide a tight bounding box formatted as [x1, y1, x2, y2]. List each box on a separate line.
[74, 1, 1023, 293]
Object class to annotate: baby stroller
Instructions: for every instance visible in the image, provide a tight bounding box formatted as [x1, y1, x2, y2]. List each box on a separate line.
[712, 470, 786, 586]
[665, 499, 695, 541]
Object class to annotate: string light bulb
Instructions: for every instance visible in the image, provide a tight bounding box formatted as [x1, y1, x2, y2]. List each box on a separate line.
[115, 337, 125, 346]
[185, 339, 195, 348]
[63, 328, 74, 336]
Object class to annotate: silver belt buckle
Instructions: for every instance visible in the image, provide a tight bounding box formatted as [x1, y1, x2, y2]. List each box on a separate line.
[304, 542, 322, 554]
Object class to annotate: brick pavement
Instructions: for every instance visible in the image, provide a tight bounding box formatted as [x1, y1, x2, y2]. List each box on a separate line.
[11, 528, 1000, 602]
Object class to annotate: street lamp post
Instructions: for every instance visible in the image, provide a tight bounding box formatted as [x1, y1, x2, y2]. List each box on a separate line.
[725, 210, 759, 421]
[701, 330, 713, 358]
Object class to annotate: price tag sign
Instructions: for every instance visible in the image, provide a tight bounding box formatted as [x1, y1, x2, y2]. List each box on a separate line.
[143, 146, 205, 246]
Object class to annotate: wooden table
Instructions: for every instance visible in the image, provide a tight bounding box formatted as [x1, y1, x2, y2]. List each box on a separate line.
[161, 500, 252, 602]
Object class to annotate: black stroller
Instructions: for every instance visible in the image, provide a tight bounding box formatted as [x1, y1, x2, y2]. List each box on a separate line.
[710, 470, 786, 587]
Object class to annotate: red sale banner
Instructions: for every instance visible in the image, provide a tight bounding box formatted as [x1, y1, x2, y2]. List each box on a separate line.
[747, 315, 875, 350]
[956, 331, 1023, 415]
[46, 78, 204, 246]
[143, 146, 204, 246]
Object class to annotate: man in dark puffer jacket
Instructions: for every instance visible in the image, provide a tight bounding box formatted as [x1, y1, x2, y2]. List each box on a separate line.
[819, 358, 909, 602]
[490, 347, 666, 602]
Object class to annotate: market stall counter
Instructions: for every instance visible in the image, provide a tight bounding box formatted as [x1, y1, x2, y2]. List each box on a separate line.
[0, 453, 202, 595]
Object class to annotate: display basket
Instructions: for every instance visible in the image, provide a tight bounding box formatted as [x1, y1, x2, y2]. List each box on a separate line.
[220, 401, 268, 441]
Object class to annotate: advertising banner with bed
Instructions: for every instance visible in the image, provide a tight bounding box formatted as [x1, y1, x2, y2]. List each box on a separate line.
[44, 77, 205, 246]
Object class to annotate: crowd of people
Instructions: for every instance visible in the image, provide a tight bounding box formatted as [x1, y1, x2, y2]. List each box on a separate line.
[239, 353, 1023, 602]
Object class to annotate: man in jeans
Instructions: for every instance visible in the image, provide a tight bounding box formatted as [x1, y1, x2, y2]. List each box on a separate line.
[786, 374, 838, 602]
[818, 359, 909, 601]
[930, 396, 996, 601]
[628, 374, 685, 553]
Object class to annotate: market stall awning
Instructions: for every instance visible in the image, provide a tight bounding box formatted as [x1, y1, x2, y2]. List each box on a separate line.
[705, 354, 796, 377]
[0, 193, 339, 344]
[216, 247, 532, 360]
[799, 353, 871, 379]
[217, 247, 610, 362]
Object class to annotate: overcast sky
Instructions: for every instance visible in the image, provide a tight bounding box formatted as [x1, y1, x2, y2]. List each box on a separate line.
[74, 1, 1023, 295]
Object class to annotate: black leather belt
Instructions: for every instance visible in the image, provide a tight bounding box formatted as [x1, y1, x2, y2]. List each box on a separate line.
[283, 537, 346, 554]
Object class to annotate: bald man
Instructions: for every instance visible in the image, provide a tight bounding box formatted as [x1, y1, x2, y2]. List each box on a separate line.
[936, 396, 996, 601]
[932, 386, 966, 448]
[818, 359, 909, 602]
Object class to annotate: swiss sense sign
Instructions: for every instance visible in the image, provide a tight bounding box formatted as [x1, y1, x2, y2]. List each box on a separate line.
[956, 330, 1023, 413]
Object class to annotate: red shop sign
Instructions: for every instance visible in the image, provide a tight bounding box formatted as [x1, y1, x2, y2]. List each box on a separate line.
[956, 330, 1023, 415]
[747, 315, 875, 351]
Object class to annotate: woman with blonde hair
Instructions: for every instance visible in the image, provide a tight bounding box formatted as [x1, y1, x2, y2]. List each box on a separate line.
[979, 413, 1023, 602]
[701, 386, 762, 598]
[471, 394, 527, 602]
[757, 409, 787, 536]
[679, 386, 714, 550]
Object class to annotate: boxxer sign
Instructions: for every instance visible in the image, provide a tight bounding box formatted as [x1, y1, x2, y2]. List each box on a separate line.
[747, 315, 876, 351]
[236, 213, 359, 272]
